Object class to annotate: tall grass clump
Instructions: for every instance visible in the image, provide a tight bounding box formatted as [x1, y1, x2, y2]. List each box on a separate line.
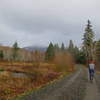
[53, 52, 75, 72]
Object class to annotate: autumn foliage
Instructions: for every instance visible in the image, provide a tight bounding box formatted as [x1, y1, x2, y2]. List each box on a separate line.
[53, 52, 74, 72]
[0, 42, 75, 100]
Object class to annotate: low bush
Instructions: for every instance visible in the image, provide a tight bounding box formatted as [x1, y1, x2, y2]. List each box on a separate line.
[53, 52, 75, 72]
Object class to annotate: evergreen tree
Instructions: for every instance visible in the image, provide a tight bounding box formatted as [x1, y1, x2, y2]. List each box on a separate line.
[61, 43, 65, 51]
[68, 40, 74, 54]
[67, 40, 85, 63]
[83, 20, 94, 62]
[0, 50, 4, 60]
[69, 40, 74, 49]
[96, 40, 100, 61]
[45, 42, 55, 61]
[74, 46, 79, 59]
[76, 50, 86, 64]
[12, 42, 19, 61]
[54, 44, 60, 52]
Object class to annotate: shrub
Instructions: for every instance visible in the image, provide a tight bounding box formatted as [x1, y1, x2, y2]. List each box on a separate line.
[53, 52, 74, 72]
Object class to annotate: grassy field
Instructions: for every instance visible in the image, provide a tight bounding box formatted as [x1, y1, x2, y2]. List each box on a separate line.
[0, 61, 73, 100]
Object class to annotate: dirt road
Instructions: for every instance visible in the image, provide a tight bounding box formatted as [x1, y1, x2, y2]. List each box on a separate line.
[83, 80, 100, 100]
[16, 65, 87, 100]
[14, 65, 100, 100]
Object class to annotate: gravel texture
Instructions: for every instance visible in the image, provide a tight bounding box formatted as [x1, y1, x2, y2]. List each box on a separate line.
[95, 73, 100, 93]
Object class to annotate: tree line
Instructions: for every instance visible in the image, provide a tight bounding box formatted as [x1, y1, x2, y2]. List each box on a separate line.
[45, 20, 100, 67]
[0, 42, 19, 61]
[45, 40, 86, 64]
[0, 20, 100, 70]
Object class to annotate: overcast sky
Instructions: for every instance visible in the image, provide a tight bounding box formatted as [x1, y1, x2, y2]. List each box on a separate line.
[0, 0, 100, 47]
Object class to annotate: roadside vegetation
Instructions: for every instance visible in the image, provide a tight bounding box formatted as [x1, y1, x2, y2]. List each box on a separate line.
[0, 20, 100, 100]
[0, 41, 75, 100]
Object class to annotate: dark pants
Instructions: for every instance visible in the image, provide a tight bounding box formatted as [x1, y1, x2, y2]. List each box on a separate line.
[89, 69, 94, 80]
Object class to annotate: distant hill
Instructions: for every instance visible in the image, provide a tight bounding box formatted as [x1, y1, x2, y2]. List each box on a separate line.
[23, 46, 47, 52]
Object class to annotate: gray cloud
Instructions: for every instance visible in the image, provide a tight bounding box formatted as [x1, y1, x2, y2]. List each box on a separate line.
[0, 0, 100, 47]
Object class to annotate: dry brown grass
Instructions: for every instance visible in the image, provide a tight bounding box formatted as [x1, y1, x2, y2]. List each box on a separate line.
[53, 52, 75, 72]
[0, 62, 62, 100]
[0, 55, 75, 100]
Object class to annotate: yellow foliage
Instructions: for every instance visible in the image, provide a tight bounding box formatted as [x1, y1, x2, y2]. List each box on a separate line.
[53, 52, 75, 72]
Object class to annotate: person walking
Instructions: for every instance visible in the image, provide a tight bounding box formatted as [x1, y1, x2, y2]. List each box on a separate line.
[88, 61, 95, 81]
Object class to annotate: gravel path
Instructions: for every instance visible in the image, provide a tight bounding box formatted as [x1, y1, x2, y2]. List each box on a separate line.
[83, 80, 100, 100]
[17, 66, 87, 100]
[94, 73, 100, 100]
[83, 69, 100, 100]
